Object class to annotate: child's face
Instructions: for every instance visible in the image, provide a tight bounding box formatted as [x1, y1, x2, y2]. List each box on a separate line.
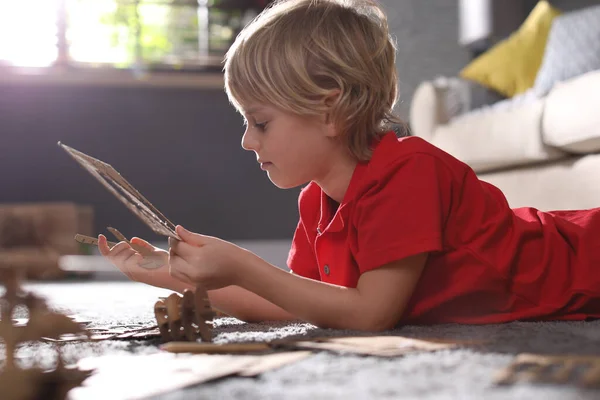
[240, 104, 341, 189]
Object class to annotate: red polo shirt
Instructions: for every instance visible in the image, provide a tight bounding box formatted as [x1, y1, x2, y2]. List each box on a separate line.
[287, 132, 600, 324]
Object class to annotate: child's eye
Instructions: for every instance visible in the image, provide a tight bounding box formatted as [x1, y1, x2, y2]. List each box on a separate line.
[254, 122, 268, 131]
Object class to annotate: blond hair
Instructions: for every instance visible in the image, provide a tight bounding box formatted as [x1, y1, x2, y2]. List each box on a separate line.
[224, 0, 404, 161]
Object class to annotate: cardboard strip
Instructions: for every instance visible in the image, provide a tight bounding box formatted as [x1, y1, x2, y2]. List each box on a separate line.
[238, 351, 313, 377]
[41, 325, 161, 343]
[74, 234, 117, 248]
[283, 336, 468, 357]
[69, 351, 311, 399]
[161, 341, 271, 354]
[495, 353, 600, 388]
[69, 353, 253, 400]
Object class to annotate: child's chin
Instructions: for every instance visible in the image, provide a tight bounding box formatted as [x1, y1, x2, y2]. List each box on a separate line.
[268, 175, 304, 190]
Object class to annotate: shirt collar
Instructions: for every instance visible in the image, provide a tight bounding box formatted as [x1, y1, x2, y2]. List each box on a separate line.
[340, 131, 398, 204]
[316, 131, 397, 234]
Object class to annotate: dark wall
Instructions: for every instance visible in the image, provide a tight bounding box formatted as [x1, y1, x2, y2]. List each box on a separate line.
[498, 0, 600, 40]
[0, 83, 300, 241]
[545, 0, 600, 11]
[4, 0, 597, 242]
[379, 0, 471, 120]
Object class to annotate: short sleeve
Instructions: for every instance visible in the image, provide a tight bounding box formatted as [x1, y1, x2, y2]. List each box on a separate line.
[354, 154, 452, 273]
[287, 219, 321, 280]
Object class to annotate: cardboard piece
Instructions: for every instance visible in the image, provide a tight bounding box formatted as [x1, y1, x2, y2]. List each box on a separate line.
[69, 353, 252, 400]
[495, 353, 600, 388]
[285, 336, 470, 357]
[155, 287, 215, 343]
[74, 234, 117, 248]
[41, 325, 161, 343]
[58, 142, 180, 240]
[0, 202, 93, 254]
[69, 351, 311, 400]
[0, 202, 94, 279]
[161, 341, 272, 354]
[238, 351, 312, 377]
[0, 263, 93, 398]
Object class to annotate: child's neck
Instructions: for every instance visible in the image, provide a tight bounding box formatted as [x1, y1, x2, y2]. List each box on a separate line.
[328, 196, 340, 213]
[315, 153, 357, 204]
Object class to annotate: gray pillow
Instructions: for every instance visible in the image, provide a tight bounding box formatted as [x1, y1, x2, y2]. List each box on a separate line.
[432, 76, 505, 121]
[533, 4, 600, 96]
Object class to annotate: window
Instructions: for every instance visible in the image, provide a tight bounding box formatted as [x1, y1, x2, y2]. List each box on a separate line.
[0, 0, 271, 71]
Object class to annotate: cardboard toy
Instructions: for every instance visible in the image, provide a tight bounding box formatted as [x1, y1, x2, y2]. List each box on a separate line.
[0, 202, 94, 279]
[0, 261, 93, 399]
[154, 286, 215, 343]
[58, 142, 180, 240]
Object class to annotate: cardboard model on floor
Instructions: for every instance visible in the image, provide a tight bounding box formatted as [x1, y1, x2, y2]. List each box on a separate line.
[0, 261, 93, 400]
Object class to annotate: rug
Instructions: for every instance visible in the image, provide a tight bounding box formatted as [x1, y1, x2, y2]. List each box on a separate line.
[5, 281, 600, 400]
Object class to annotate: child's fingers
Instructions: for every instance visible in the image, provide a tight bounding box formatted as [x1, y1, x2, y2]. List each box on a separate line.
[169, 239, 199, 260]
[131, 237, 154, 250]
[109, 241, 133, 257]
[176, 225, 210, 247]
[129, 237, 154, 256]
[98, 235, 111, 256]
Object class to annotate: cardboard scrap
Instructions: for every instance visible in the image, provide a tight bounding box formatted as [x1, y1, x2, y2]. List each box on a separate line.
[89, 325, 160, 341]
[0, 202, 94, 280]
[68, 351, 312, 400]
[13, 316, 92, 328]
[161, 341, 271, 354]
[495, 353, 600, 388]
[40, 325, 161, 343]
[286, 336, 471, 357]
[68, 353, 251, 400]
[238, 351, 312, 377]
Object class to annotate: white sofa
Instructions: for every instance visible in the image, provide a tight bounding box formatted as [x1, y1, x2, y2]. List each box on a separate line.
[409, 69, 600, 211]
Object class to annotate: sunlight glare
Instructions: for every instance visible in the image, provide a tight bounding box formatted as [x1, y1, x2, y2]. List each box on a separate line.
[0, 0, 59, 67]
[67, 0, 127, 64]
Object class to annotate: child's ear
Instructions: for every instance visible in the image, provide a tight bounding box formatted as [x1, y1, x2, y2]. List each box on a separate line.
[323, 89, 340, 109]
[323, 89, 340, 132]
[322, 116, 340, 138]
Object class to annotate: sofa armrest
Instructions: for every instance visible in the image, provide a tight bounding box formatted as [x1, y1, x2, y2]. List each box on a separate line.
[542, 69, 600, 154]
[410, 77, 507, 141]
[409, 78, 564, 173]
[409, 81, 448, 141]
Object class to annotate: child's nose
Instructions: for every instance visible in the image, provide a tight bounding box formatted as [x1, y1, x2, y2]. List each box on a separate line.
[241, 129, 259, 152]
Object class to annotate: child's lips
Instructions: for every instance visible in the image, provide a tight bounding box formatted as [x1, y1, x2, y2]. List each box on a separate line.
[260, 162, 272, 170]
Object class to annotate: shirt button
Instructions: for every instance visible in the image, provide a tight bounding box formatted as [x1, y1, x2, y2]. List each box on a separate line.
[323, 265, 330, 275]
[317, 227, 322, 235]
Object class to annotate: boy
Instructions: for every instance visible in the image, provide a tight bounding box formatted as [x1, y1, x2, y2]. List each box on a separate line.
[99, 0, 600, 330]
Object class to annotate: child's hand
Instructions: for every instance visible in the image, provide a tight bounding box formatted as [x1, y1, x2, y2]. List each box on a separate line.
[168, 226, 251, 290]
[98, 234, 170, 287]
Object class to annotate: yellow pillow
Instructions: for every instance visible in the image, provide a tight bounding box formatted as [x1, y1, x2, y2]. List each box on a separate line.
[459, 1, 561, 97]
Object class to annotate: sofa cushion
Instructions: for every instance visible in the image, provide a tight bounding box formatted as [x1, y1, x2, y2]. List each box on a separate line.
[410, 78, 506, 142]
[543, 69, 600, 154]
[459, 0, 561, 98]
[480, 153, 600, 211]
[429, 93, 565, 174]
[534, 5, 600, 97]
